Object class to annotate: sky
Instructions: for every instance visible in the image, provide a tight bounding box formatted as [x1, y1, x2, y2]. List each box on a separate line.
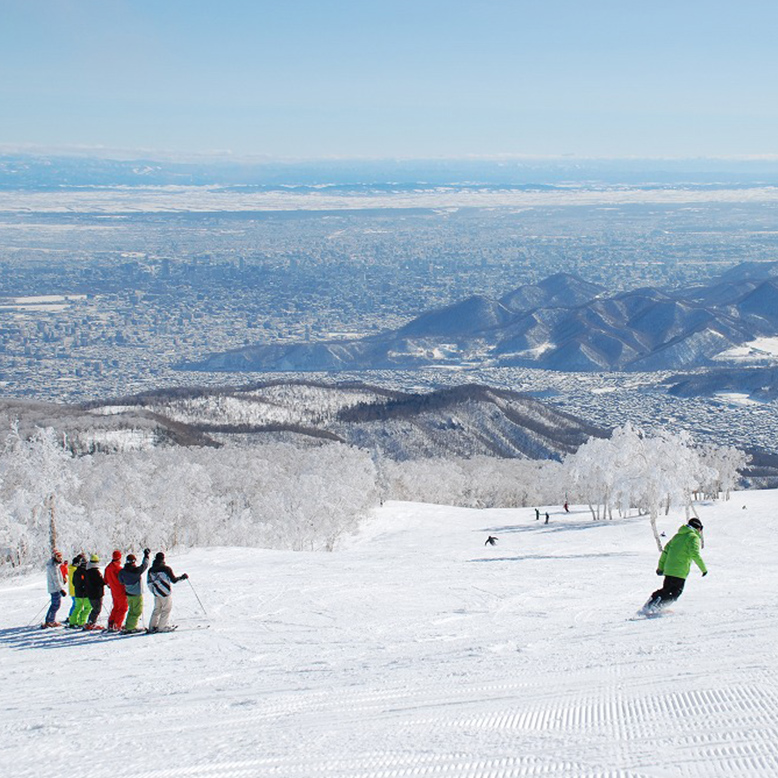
[2, 0, 778, 160]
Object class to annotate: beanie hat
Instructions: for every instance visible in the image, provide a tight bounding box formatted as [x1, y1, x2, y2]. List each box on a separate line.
[53, 549, 63, 561]
[154, 552, 165, 562]
[112, 550, 122, 561]
[90, 553, 100, 563]
[688, 518, 703, 531]
[126, 553, 137, 563]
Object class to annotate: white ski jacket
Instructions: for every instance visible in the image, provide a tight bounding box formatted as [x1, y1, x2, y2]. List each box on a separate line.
[46, 558, 65, 594]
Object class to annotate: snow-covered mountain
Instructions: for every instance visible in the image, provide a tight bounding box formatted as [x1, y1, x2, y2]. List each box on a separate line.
[180, 266, 778, 373]
[85, 381, 606, 461]
[0, 382, 604, 461]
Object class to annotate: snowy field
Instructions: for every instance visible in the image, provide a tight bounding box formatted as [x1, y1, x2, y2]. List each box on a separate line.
[3, 183, 778, 214]
[1, 491, 777, 778]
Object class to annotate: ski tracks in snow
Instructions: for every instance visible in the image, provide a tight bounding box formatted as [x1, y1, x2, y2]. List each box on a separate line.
[102, 667, 778, 778]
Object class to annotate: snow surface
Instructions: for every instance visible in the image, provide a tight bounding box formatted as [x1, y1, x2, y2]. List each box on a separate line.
[715, 337, 778, 363]
[2, 492, 777, 777]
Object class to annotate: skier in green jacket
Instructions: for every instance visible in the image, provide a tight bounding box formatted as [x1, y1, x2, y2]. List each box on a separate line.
[641, 517, 707, 614]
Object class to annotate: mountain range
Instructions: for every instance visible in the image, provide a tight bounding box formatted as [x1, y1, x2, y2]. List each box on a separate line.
[181, 262, 778, 374]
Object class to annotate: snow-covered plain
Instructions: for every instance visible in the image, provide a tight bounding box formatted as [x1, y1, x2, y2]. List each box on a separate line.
[1, 491, 777, 778]
[2, 184, 778, 214]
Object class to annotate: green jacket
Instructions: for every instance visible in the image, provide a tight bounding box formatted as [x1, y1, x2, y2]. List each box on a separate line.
[658, 525, 707, 579]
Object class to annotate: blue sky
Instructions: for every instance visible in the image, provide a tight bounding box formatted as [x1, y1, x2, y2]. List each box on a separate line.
[2, 0, 777, 159]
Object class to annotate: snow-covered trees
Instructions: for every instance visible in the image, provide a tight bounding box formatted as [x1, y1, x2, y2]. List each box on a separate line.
[379, 456, 563, 509]
[0, 417, 749, 575]
[565, 423, 745, 550]
[696, 443, 749, 500]
[0, 429, 378, 572]
[0, 425, 82, 558]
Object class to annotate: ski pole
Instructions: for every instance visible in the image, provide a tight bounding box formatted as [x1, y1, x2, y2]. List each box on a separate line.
[28, 601, 48, 627]
[186, 578, 208, 618]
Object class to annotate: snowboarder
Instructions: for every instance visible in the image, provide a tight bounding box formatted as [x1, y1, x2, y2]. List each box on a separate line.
[119, 549, 150, 633]
[104, 550, 127, 631]
[67, 555, 91, 627]
[83, 554, 105, 630]
[43, 550, 66, 628]
[146, 551, 188, 633]
[484, 535, 498, 546]
[640, 517, 707, 615]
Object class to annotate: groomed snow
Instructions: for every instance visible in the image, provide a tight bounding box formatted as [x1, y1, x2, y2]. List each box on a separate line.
[1, 491, 777, 777]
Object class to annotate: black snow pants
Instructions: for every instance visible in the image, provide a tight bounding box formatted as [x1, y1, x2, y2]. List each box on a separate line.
[87, 597, 103, 624]
[647, 575, 686, 609]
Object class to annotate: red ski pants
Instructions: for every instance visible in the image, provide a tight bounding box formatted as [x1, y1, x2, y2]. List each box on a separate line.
[108, 591, 128, 629]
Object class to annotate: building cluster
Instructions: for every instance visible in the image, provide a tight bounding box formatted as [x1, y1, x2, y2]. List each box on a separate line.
[0, 203, 775, 421]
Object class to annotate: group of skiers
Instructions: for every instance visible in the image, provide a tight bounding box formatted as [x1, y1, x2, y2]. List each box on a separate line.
[44, 547, 188, 634]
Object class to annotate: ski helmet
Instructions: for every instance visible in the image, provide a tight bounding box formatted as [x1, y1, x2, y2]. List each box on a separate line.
[688, 518, 703, 532]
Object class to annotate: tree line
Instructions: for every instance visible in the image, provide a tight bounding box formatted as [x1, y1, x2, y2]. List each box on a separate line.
[0, 420, 746, 572]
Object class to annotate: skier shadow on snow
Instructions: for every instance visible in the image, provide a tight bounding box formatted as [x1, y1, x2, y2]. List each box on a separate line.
[480, 520, 616, 536]
[470, 551, 631, 563]
[0, 625, 114, 651]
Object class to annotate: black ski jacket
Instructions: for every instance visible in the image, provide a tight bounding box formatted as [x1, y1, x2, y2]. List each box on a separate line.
[72, 565, 88, 598]
[85, 564, 105, 599]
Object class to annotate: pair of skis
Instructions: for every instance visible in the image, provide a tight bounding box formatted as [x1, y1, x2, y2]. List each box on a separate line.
[109, 624, 210, 636]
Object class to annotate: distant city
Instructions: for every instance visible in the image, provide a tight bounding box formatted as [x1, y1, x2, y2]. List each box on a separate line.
[1, 155, 778, 455]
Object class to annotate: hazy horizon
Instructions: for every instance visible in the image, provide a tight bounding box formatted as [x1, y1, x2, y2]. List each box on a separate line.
[3, 1, 777, 160]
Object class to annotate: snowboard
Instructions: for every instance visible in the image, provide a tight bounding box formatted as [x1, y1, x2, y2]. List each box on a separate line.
[631, 608, 673, 621]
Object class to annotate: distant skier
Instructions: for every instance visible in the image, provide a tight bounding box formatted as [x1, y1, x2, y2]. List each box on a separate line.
[535, 508, 540, 521]
[640, 517, 707, 615]
[83, 554, 105, 630]
[43, 550, 66, 628]
[146, 552, 188, 633]
[563, 501, 570, 513]
[119, 549, 150, 633]
[544, 512, 550, 525]
[484, 535, 498, 547]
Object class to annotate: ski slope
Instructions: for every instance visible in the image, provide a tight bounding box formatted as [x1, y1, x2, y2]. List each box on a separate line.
[1, 491, 777, 778]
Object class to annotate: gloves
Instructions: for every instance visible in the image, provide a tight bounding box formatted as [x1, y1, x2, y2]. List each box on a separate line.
[702, 571, 708, 577]
[60, 590, 67, 596]
[180, 573, 189, 580]
[656, 569, 663, 576]
[143, 548, 150, 556]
